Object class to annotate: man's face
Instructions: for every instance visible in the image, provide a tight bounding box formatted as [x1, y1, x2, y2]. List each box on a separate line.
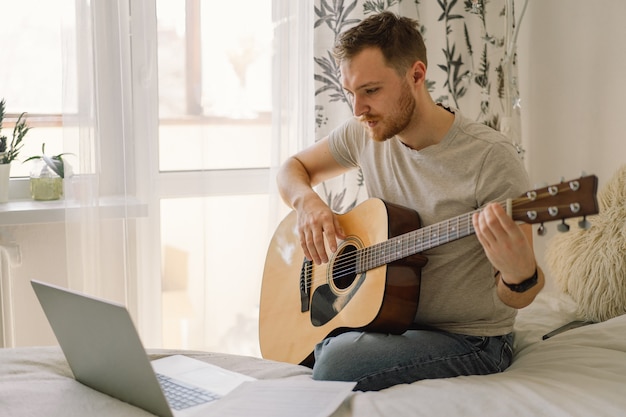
[340, 47, 416, 142]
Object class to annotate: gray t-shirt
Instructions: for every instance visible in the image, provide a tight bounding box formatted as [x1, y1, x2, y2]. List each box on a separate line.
[327, 108, 530, 336]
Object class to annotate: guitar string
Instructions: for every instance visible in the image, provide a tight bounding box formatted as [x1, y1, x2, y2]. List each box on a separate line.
[303, 199, 561, 286]
[303, 191, 576, 287]
[305, 202, 496, 285]
[303, 207, 482, 286]
[321, 186, 577, 278]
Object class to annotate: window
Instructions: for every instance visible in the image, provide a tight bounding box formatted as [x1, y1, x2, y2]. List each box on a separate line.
[155, 0, 274, 354]
[0, 0, 77, 178]
[156, 0, 272, 171]
[0, 0, 311, 356]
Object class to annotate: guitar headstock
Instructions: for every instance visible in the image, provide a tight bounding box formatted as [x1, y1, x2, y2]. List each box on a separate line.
[511, 175, 599, 232]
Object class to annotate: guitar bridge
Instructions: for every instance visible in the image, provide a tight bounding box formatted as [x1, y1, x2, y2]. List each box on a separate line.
[300, 258, 312, 312]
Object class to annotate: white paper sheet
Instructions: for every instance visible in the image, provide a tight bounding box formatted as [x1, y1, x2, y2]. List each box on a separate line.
[200, 379, 355, 417]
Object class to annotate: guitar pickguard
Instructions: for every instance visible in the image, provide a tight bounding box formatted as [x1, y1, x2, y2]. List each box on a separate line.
[303, 239, 368, 327]
[310, 272, 366, 326]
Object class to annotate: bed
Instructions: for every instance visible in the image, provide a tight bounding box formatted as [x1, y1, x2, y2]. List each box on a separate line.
[1, 290, 625, 417]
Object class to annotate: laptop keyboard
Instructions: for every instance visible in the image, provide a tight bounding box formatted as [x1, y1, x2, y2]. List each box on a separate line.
[156, 373, 221, 410]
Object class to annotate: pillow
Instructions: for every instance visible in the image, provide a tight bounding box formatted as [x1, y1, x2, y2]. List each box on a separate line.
[544, 165, 626, 322]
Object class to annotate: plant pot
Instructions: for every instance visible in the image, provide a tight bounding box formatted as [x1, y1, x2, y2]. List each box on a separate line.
[0, 162, 10, 203]
[29, 160, 63, 201]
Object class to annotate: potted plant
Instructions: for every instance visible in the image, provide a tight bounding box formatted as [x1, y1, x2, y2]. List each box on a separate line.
[0, 98, 30, 202]
[24, 144, 72, 201]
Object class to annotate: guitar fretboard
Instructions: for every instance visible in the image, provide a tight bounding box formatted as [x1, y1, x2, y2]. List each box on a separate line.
[357, 210, 480, 273]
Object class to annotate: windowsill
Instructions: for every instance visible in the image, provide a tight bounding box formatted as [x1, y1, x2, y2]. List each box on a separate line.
[0, 177, 148, 225]
[0, 196, 148, 225]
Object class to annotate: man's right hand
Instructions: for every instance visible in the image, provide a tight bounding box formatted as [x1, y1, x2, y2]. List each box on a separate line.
[295, 195, 345, 265]
[276, 137, 350, 264]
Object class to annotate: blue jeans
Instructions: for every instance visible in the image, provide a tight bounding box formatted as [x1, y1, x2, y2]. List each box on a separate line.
[312, 329, 513, 391]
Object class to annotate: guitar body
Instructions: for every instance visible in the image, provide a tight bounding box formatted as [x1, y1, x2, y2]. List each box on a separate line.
[259, 198, 427, 366]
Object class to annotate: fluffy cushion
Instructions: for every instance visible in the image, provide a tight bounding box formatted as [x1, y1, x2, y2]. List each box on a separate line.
[544, 165, 626, 322]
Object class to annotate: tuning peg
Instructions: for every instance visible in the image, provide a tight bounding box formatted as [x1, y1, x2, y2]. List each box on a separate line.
[537, 224, 547, 236]
[578, 216, 591, 230]
[557, 219, 570, 233]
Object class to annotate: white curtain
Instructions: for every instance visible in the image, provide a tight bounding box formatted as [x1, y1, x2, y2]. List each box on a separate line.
[62, 0, 150, 321]
[59, 0, 313, 351]
[270, 0, 316, 225]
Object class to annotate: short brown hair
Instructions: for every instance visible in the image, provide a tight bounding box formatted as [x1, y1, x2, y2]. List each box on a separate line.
[332, 11, 427, 75]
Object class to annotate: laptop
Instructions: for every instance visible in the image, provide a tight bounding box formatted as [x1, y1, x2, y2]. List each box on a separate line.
[31, 279, 255, 417]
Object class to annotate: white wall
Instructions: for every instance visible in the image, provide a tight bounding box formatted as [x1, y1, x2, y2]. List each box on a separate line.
[518, 0, 626, 288]
[0, 219, 132, 347]
[520, 0, 626, 187]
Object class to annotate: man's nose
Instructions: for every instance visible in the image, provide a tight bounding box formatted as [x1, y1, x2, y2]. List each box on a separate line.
[352, 96, 369, 117]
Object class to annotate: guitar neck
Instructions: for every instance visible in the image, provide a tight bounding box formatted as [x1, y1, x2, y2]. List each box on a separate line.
[354, 174, 599, 273]
[358, 210, 479, 272]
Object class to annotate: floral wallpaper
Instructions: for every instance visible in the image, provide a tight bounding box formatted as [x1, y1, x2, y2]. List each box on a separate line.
[313, 0, 524, 213]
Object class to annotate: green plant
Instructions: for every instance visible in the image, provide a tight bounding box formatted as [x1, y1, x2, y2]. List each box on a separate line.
[0, 98, 31, 164]
[24, 143, 71, 179]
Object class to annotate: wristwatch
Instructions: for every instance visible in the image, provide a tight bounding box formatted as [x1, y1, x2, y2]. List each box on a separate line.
[500, 268, 538, 293]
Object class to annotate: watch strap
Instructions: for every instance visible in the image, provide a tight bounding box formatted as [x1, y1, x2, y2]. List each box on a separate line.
[500, 268, 539, 293]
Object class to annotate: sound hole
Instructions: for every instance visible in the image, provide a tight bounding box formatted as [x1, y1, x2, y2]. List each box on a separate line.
[331, 244, 357, 290]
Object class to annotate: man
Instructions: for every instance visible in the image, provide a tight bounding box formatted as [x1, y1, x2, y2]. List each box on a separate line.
[276, 11, 543, 391]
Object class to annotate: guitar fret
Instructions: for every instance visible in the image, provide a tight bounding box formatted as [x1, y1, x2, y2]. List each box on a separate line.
[439, 221, 446, 245]
[451, 217, 459, 238]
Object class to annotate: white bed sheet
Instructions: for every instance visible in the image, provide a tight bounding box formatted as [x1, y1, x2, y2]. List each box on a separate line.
[1, 291, 625, 417]
[337, 292, 626, 417]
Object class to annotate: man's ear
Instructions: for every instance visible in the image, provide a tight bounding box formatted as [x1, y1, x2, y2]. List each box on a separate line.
[410, 61, 427, 85]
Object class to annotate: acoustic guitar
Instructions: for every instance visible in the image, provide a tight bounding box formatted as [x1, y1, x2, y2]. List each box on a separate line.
[259, 175, 599, 365]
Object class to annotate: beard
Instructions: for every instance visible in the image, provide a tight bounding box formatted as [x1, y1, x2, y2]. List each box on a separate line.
[359, 84, 416, 142]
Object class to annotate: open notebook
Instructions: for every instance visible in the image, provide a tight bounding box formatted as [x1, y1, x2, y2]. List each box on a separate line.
[31, 280, 254, 417]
